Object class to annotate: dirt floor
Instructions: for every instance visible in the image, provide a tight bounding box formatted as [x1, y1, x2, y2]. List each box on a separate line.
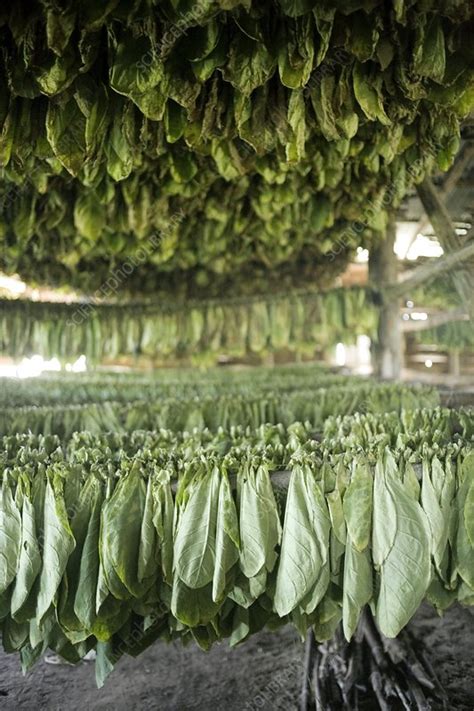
[0, 604, 472, 711]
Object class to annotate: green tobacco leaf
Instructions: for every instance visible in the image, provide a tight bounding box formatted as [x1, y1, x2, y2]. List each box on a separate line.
[46, 8, 76, 55]
[286, 89, 306, 161]
[74, 482, 102, 628]
[342, 538, 372, 641]
[105, 99, 136, 181]
[353, 62, 391, 126]
[239, 464, 281, 579]
[100, 464, 147, 598]
[403, 461, 420, 500]
[375, 464, 431, 637]
[274, 468, 322, 617]
[109, 33, 163, 96]
[11, 485, 41, 619]
[0, 476, 21, 595]
[372, 456, 397, 567]
[171, 577, 220, 628]
[229, 604, 250, 646]
[174, 467, 220, 589]
[229, 566, 267, 609]
[426, 576, 458, 613]
[95, 640, 116, 688]
[153, 471, 174, 584]
[326, 488, 346, 545]
[343, 460, 372, 552]
[274, 465, 328, 616]
[36, 470, 76, 622]
[454, 454, 474, 589]
[313, 8, 335, 66]
[223, 32, 276, 95]
[348, 11, 379, 62]
[182, 19, 221, 62]
[413, 15, 446, 83]
[463, 453, 474, 548]
[74, 191, 106, 240]
[213, 471, 240, 603]
[310, 74, 340, 141]
[278, 0, 317, 17]
[312, 589, 342, 642]
[138, 476, 157, 584]
[45, 97, 87, 176]
[421, 459, 448, 569]
[278, 16, 314, 88]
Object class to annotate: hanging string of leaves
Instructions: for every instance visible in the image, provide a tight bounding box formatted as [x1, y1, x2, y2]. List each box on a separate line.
[0, 364, 355, 407]
[0, 286, 378, 360]
[413, 320, 474, 350]
[0, 411, 472, 686]
[0, 382, 440, 440]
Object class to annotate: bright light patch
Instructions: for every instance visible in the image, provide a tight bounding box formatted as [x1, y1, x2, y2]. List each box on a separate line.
[395, 223, 444, 260]
[0, 274, 26, 295]
[16, 355, 62, 378]
[355, 247, 369, 263]
[335, 342, 346, 366]
[406, 235, 443, 261]
[0, 364, 18, 377]
[71, 355, 87, 373]
[411, 312, 428, 321]
[0, 355, 65, 378]
[356, 335, 371, 372]
[395, 222, 420, 258]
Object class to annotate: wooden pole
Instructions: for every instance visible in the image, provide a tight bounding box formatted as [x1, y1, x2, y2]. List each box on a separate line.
[387, 241, 474, 299]
[401, 307, 468, 333]
[416, 178, 474, 319]
[369, 219, 402, 379]
[405, 145, 474, 251]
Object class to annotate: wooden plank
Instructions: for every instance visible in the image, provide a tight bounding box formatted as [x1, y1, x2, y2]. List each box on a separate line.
[401, 308, 468, 332]
[388, 241, 474, 298]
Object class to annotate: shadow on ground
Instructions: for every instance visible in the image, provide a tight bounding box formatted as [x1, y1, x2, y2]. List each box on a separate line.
[0, 604, 472, 711]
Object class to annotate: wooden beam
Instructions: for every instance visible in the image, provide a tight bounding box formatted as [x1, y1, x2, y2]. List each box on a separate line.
[401, 308, 469, 332]
[387, 241, 474, 298]
[407, 145, 474, 248]
[416, 178, 474, 318]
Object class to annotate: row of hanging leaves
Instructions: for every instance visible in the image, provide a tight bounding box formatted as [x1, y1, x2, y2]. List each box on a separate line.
[0, 412, 472, 686]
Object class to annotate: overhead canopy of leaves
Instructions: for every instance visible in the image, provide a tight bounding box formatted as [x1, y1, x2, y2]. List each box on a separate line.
[0, 1, 472, 294]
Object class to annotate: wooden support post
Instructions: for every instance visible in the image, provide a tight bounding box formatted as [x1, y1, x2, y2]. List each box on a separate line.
[369, 219, 402, 379]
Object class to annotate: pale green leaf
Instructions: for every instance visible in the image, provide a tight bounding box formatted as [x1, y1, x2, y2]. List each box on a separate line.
[342, 538, 372, 641]
[0, 475, 21, 595]
[174, 467, 220, 588]
[375, 470, 431, 637]
[343, 461, 372, 552]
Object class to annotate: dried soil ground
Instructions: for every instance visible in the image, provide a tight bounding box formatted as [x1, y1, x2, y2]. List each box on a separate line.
[0, 604, 472, 711]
